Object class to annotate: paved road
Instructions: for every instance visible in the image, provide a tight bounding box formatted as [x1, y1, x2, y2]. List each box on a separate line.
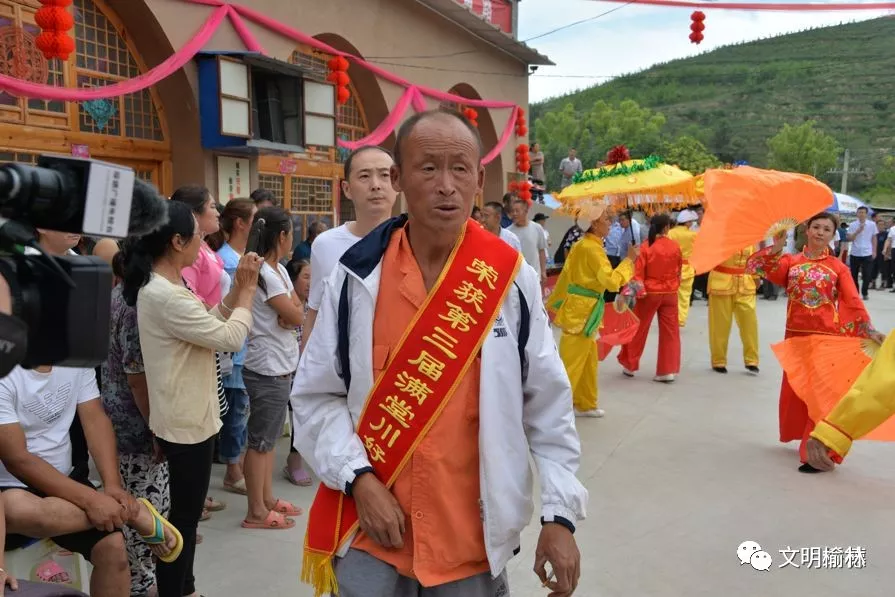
[195, 289, 895, 597]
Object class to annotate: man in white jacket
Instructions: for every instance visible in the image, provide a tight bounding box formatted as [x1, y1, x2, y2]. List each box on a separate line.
[292, 109, 586, 597]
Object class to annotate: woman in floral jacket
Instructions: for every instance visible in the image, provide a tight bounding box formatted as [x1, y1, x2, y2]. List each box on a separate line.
[747, 212, 885, 472]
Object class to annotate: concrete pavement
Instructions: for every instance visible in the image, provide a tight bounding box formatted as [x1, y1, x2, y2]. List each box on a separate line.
[194, 289, 895, 597]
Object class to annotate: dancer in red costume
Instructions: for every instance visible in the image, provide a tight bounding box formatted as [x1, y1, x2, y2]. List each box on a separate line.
[746, 212, 885, 472]
[618, 214, 682, 383]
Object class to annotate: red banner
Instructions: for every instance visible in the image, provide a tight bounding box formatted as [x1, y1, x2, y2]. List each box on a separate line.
[454, 0, 514, 35]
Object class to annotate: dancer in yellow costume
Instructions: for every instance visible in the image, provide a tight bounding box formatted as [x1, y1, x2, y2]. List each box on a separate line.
[806, 330, 895, 471]
[668, 210, 699, 326]
[548, 201, 637, 418]
[708, 246, 760, 374]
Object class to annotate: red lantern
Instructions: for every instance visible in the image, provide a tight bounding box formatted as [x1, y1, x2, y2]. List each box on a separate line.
[327, 54, 351, 105]
[689, 11, 706, 45]
[515, 107, 528, 138]
[462, 107, 479, 127]
[35, 0, 74, 60]
[515, 143, 530, 174]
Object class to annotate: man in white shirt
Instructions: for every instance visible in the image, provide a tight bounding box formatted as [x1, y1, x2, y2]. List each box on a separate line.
[0, 366, 181, 597]
[301, 146, 398, 350]
[883, 223, 895, 292]
[508, 200, 547, 281]
[846, 206, 877, 299]
[533, 212, 551, 264]
[559, 148, 583, 189]
[481, 201, 521, 252]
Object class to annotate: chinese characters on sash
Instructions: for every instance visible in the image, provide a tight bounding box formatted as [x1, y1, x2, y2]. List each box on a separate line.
[359, 258, 500, 466]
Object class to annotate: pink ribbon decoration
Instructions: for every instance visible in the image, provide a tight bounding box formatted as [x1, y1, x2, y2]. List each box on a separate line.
[227, 8, 266, 54]
[0, 0, 525, 163]
[339, 86, 417, 150]
[230, 3, 516, 109]
[0, 4, 229, 101]
[482, 106, 518, 165]
[410, 87, 428, 113]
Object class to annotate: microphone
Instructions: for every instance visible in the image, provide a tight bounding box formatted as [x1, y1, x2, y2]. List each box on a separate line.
[0, 156, 169, 239]
[128, 178, 170, 236]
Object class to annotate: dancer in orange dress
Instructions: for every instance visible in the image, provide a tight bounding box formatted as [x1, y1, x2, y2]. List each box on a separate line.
[618, 214, 682, 383]
[746, 212, 882, 472]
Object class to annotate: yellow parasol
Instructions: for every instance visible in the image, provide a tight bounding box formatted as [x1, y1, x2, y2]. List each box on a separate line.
[694, 173, 705, 198]
[557, 147, 698, 216]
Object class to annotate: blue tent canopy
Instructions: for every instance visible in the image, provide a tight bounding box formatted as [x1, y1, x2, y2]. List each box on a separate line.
[827, 193, 870, 215]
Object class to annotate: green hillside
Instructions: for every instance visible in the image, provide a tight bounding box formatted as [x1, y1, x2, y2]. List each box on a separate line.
[530, 16, 895, 198]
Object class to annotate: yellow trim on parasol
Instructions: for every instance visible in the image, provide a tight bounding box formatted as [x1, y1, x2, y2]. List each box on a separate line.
[557, 158, 697, 215]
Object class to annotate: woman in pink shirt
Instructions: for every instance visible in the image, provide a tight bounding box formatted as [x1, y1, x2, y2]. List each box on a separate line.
[173, 186, 225, 307]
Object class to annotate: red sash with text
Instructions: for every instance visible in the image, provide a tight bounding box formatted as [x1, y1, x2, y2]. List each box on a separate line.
[301, 221, 522, 596]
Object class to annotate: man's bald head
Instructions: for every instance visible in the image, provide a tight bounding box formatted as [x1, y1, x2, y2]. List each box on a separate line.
[393, 109, 483, 168]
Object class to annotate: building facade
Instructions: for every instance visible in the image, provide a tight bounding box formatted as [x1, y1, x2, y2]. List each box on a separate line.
[0, 0, 548, 238]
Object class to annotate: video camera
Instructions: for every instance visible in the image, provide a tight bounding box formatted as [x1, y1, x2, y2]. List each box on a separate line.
[0, 154, 168, 376]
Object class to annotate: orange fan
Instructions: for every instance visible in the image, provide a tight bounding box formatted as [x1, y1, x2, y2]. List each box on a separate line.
[597, 303, 640, 361]
[771, 335, 894, 440]
[690, 167, 834, 274]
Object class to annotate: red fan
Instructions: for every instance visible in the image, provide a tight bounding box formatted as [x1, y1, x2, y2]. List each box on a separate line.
[771, 335, 895, 441]
[597, 303, 640, 361]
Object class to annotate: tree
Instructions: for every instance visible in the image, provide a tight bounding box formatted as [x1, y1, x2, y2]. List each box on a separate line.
[766, 121, 840, 176]
[661, 136, 722, 174]
[533, 99, 667, 190]
[862, 156, 895, 206]
[711, 120, 751, 164]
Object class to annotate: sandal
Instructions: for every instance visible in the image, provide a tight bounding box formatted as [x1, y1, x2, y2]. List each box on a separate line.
[271, 498, 302, 516]
[283, 466, 313, 487]
[204, 496, 226, 512]
[241, 510, 295, 530]
[222, 477, 248, 495]
[138, 497, 184, 564]
[200, 508, 211, 522]
[35, 560, 70, 584]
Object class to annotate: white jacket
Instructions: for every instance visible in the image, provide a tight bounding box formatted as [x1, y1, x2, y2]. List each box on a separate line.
[291, 216, 587, 578]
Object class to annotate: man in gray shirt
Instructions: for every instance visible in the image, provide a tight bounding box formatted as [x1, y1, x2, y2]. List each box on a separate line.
[559, 148, 583, 189]
[508, 199, 548, 281]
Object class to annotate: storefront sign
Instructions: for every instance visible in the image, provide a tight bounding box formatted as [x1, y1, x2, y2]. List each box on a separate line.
[71, 144, 89, 158]
[217, 155, 247, 204]
[278, 159, 297, 175]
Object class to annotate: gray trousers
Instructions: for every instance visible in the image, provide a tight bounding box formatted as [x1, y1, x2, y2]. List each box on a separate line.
[334, 548, 510, 597]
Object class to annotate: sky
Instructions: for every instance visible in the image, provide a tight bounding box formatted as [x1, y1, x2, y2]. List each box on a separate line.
[520, 0, 892, 103]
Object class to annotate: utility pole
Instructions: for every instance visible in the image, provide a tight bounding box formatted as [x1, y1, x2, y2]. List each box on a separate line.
[841, 148, 850, 194]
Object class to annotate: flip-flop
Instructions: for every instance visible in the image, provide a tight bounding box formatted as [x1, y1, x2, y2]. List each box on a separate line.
[271, 498, 303, 516]
[283, 466, 313, 487]
[138, 497, 184, 564]
[241, 510, 295, 530]
[35, 560, 70, 584]
[204, 496, 227, 511]
[222, 478, 247, 495]
[200, 508, 211, 522]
